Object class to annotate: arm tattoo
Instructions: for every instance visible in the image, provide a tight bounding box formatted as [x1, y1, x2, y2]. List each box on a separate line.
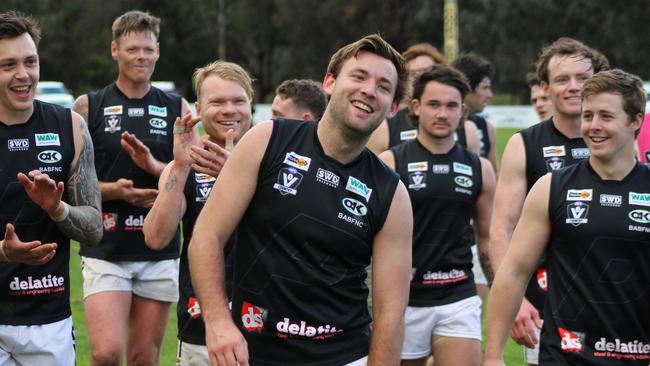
[72, 95, 89, 122]
[58, 119, 103, 246]
[479, 251, 495, 286]
[165, 171, 178, 192]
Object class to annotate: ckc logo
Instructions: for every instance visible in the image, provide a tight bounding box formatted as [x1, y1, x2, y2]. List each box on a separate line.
[629, 209, 650, 224]
[342, 198, 368, 216]
[149, 118, 167, 129]
[454, 176, 473, 188]
[37, 150, 62, 163]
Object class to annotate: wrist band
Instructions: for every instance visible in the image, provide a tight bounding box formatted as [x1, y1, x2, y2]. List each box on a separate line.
[0, 241, 8, 262]
[51, 202, 70, 222]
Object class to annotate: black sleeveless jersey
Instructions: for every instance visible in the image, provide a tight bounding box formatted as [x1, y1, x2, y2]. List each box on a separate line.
[0, 101, 75, 325]
[232, 119, 399, 366]
[468, 114, 491, 158]
[539, 161, 650, 365]
[387, 108, 418, 148]
[178, 170, 235, 345]
[81, 83, 181, 261]
[391, 141, 482, 306]
[519, 118, 590, 310]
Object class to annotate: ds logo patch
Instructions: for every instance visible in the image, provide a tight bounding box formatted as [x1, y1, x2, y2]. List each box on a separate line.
[37, 150, 62, 163]
[342, 197, 368, 216]
[536, 269, 548, 291]
[566, 202, 589, 226]
[102, 213, 118, 232]
[187, 297, 201, 318]
[241, 301, 267, 333]
[558, 327, 584, 353]
[273, 167, 303, 196]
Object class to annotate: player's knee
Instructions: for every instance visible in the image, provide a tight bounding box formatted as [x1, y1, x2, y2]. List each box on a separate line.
[91, 348, 122, 366]
[128, 345, 160, 366]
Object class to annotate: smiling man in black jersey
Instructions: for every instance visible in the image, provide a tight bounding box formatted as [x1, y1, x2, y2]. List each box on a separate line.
[0, 11, 102, 366]
[189, 34, 413, 366]
[379, 65, 495, 366]
[486, 69, 650, 365]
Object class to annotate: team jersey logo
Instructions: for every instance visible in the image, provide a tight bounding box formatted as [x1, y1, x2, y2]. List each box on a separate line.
[316, 168, 339, 188]
[454, 175, 473, 188]
[342, 197, 368, 217]
[241, 301, 267, 333]
[102, 213, 118, 232]
[536, 269, 548, 291]
[400, 129, 418, 141]
[407, 161, 428, 172]
[566, 189, 592, 201]
[452, 162, 473, 176]
[103, 105, 123, 116]
[546, 157, 564, 171]
[543, 145, 566, 157]
[283, 152, 311, 171]
[104, 115, 121, 133]
[571, 148, 590, 159]
[8, 139, 29, 151]
[149, 118, 167, 129]
[148, 105, 167, 117]
[275, 317, 341, 339]
[195, 183, 213, 203]
[408, 172, 426, 190]
[124, 215, 144, 231]
[432, 164, 450, 174]
[558, 328, 584, 353]
[629, 192, 650, 207]
[187, 297, 202, 318]
[128, 108, 144, 117]
[194, 173, 216, 184]
[566, 202, 589, 226]
[600, 194, 622, 207]
[594, 336, 650, 358]
[421, 269, 468, 285]
[628, 209, 650, 224]
[346, 176, 372, 202]
[273, 167, 303, 196]
[35, 133, 60, 146]
[37, 150, 62, 164]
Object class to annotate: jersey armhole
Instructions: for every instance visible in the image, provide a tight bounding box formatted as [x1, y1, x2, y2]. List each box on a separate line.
[256, 120, 281, 184]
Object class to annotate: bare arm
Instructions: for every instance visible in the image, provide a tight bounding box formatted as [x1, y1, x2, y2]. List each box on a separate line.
[464, 120, 481, 155]
[72, 94, 89, 122]
[368, 181, 413, 366]
[484, 174, 551, 364]
[189, 121, 273, 366]
[474, 157, 496, 284]
[486, 120, 498, 174]
[366, 119, 390, 155]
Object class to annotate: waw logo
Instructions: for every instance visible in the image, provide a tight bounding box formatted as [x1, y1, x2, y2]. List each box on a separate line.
[35, 133, 60, 146]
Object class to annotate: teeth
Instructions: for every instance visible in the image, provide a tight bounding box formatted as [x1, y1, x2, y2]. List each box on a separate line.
[219, 121, 238, 126]
[591, 137, 606, 142]
[352, 101, 372, 113]
[12, 86, 29, 92]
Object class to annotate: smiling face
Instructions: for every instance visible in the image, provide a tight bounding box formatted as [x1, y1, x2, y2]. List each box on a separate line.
[581, 92, 641, 162]
[112, 30, 159, 85]
[196, 74, 252, 146]
[544, 54, 594, 120]
[0, 33, 39, 121]
[322, 50, 398, 137]
[412, 81, 464, 140]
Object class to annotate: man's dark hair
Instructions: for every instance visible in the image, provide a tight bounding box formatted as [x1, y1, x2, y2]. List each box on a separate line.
[451, 53, 493, 91]
[536, 37, 609, 84]
[276, 79, 327, 120]
[0, 11, 41, 46]
[525, 72, 541, 88]
[408, 64, 471, 124]
[327, 34, 408, 104]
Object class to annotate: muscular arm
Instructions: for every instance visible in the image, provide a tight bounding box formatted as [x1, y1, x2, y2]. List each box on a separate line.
[475, 157, 496, 284]
[486, 120, 498, 174]
[464, 120, 481, 155]
[189, 121, 273, 365]
[73, 94, 89, 122]
[366, 119, 389, 155]
[368, 182, 413, 366]
[484, 174, 551, 364]
[58, 112, 103, 246]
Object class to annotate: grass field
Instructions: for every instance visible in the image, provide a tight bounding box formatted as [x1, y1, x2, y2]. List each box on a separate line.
[69, 127, 526, 365]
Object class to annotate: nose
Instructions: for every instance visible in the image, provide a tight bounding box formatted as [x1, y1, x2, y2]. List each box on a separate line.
[360, 79, 377, 99]
[14, 63, 29, 79]
[221, 101, 236, 114]
[568, 77, 582, 91]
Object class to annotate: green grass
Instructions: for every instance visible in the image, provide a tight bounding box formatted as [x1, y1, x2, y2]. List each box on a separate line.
[68, 128, 525, 365]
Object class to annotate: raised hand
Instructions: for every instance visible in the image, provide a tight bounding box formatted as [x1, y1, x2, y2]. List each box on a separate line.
[17, 170, 64, 216]
[189, 131, 233, 178]
[172, 113, 202, 166]
[2, 223, 57, 265]
[114, 178, 159, 208]
[120, 131, 165, 177]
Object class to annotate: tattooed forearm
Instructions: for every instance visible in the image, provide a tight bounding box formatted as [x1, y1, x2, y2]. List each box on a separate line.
[479, 251, 495, 286]
[72, 95, 89, 122]
[165, 171, 177, 192]
[59, 119, 103, 246]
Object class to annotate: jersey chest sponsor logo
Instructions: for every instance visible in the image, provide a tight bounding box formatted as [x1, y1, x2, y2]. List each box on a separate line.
[149, 118, 167, 129]
[452, 162, 472, 176]
[8, 138, 29, 151]
[102, 212, 118, 232]
[187, 297, 202, 319]
[37, 150, 62, 163]
[148, 105, 167, 117]
[407, 161, 428, 172]
[273, 167, 303, 196]
[345, 176, 372, 202]
[571, 148, 590, 159]
[408, 172, 426, 190]
[241, 301, 267, 333]
[628, 209, 650, 224]
[558, 327, 584, 353]
[128, 108, 144, 117]
[543, 145, 566, 157]
[196, 183, 213, 202]
[124, 214, 144, 231]
[316, 168, 339, 188]
[35, 133, 60, 146]
[454, 175, 473, 188]
[400, 129, 418, 141]
[104, 115, 121, 133]
[600, 194, 622, 207]
[282, 151, 311, 171]
[421, 269, 468, 285]
[39, 166, 63, 173]
[103, 105, 123, 116]
[342, 197, 368, 216]
[275, 317, 341, 339]
[566, 189, 592, 201]
[594, 336, 650, 357]
[566, 202, 589, 226]
[546, 157, 564, 171]
[432, 164, 450, 174]
[9, 275, 66, 295]
[629, 192, 650, 207]
[195, 172, 216, 183]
